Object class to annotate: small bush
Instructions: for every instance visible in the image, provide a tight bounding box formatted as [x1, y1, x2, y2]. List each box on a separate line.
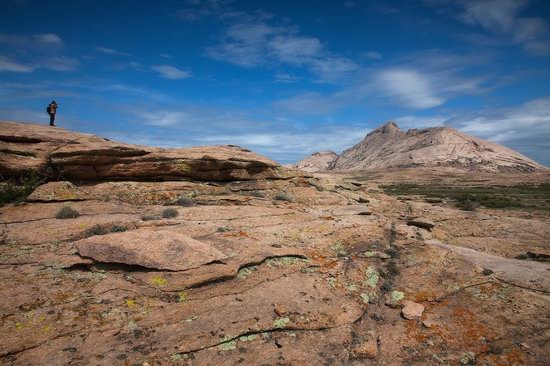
[381, 280, 394, 293]
[56, 206, 80, 219]
[425, 197, 443, 204]
[273, 192, 296, 203]
[249, 190, 265, 198]
[162, 208, 179, 218]
[141, 214, 159, 221]
[456, 200, 478, 211]
[110, 225, 127, 233]
[385, 247, 401, 259]
[0, 173, 45, 206]
[84, 225, 108, 237]
[386, 260, 400, 277]
[174, 197, 196, 207]
[217, 227, 231, 232]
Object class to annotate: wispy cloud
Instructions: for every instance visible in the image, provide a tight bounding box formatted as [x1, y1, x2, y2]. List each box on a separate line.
[0, 56, 34, 72]
[151, 65, 191, 80]
[205, 14, 357, 82]
[96, 47, 131, 56]
[428, 0, 550, 56]
[374, 68, 444, 109]
[37, 56, 80, 72]
[0, 33, 64, 50]
[273, 73, 302, 83]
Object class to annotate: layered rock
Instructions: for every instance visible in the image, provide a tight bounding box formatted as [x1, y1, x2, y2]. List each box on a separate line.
[0, 121, 285, 181]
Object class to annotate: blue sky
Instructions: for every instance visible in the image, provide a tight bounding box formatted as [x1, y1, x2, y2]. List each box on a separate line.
[1, 0, 550, 165]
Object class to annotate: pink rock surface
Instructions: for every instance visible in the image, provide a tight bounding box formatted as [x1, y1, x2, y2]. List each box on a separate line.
[75, 229, 228, 271]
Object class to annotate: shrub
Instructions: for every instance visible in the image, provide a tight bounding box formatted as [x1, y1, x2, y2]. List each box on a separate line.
[84, 225, 108, 237]
[273, 192, 296, 203]
[386, 260, 400, 277]
[249, 190, 265, 198]
[162, 208, 179, 218]
[385, 247, 401, 259]
[110, 225, 127, 233]
[0, 173, 45, 206]
[174, 197, 195, 207]
[141, 214, 159, 221]
[56, 206, 80, 219]
[217, 227, 231, 232]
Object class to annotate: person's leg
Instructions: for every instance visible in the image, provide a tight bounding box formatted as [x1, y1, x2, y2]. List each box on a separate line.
[49, 113, 55, 126]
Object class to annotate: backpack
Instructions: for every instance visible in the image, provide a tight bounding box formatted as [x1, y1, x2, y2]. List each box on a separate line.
[46, 105, 51, 114]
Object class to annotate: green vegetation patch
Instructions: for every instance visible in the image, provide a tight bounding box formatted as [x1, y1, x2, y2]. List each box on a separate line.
[0, 173, 45, 207]
[382, 183, 550, 211]
[56, 206, 80, 219]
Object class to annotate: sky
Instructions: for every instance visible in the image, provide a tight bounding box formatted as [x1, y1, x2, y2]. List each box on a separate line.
[1, 0, 550, 165]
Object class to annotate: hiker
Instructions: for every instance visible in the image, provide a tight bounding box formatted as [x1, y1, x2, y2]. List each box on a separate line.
[47, 100, 58, 126]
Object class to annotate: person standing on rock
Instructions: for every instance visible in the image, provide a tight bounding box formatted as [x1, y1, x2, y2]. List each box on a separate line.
[47, 100, 58, 126]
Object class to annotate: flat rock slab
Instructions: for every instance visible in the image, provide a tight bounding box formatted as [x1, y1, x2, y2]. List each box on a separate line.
[27, 181, 90, 202]
[75, 229, 227, 271]
[407, 217, 435, 230]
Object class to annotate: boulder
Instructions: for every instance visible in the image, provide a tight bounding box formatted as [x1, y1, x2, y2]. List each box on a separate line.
[75, 229, 228, 271]
[407, 217, 435, 230]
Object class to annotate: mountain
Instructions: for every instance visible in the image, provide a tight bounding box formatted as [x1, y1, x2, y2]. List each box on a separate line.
[297, 122, 546, 172]
[293, 150, 338, 172]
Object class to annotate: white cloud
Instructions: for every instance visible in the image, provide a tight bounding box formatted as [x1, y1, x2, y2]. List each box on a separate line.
[96, 47, 130, 56]
[361, 51, 382, 60]
[37, 56, 80, 72]
[273, 73, 302, 83]
[452, 97, 550, 142]
[206, 15, 356, 81]
[0, 33, 63, 50]
[268, 35, 323, 64]
[151, 65, 191, 79]
[375, 69, 444, 109]
[458, 0, 550, 56]
[35, 33, 63, 46]
[0, 56, 34, 72]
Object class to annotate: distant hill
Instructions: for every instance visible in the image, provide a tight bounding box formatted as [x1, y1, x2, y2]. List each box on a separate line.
[294, 151, 338, 172]
[296, 122, 546, 172]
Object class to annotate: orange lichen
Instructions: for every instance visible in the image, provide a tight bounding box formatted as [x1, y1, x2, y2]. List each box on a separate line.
[404, 319, 429, 343]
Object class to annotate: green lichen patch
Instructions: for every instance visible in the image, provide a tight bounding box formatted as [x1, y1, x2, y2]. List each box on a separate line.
[239, 334, 257, 342]
[237, 265, 258, 279]
[218, 340, 237, 351]
[178, 291, 187, 302]
[266, 256, 306, 267]
[330, 241, 347, 257]
[360, 293, 370, 304]
[364, 266, 379, 288]
[273, 317, 290, 329]
[150, 276, 167, 287]
[391, 290, 405, 302]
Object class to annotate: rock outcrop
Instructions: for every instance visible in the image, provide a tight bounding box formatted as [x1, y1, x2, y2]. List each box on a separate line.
[0, 121, 285, 181]
[293, 150, 338, 172]
[296, 121, 546, 173]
